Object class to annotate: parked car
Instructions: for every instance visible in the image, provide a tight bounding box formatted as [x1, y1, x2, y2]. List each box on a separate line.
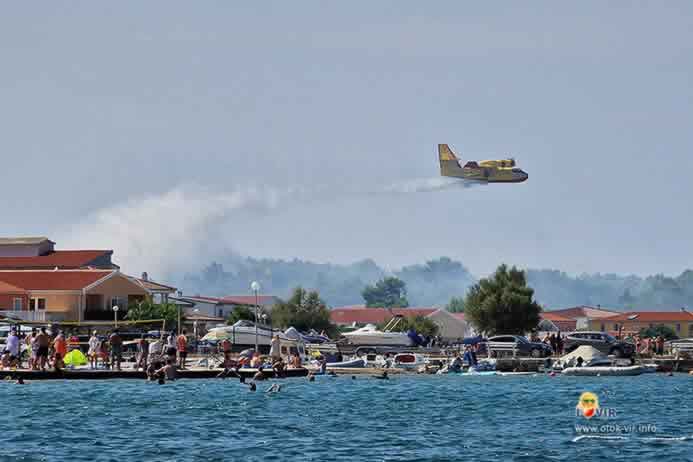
[486, 335, 553, 358]
[563, 331, 635, 358]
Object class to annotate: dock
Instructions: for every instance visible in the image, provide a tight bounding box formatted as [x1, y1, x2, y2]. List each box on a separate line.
[0, 367, 309, 381]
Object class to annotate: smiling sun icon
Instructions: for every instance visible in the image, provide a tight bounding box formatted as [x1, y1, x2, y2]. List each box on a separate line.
[576, 392, 600, 419]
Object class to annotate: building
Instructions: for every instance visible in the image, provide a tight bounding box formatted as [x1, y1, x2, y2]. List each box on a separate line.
[0, 237, 118, 270]
[589, 311, 693, 338]
[544, 306, 620, 330]
[172, 294, 280, 319]
[130, 272, 177, 303]
[0, 270, 151, 322]
[426, 309, 474, 340]
[538, 312, 577, 332]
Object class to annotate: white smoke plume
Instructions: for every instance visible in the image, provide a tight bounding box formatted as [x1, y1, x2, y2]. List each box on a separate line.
[57, 177, 473, 278]
[379, 177, 484, 194]
[58, 185, 283, 278]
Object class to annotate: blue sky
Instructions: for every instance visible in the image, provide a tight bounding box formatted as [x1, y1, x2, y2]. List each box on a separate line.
[1, 2, 692, 278]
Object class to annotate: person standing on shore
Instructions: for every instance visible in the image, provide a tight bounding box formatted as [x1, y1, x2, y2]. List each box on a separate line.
[136, 335, 149, 371]
[177, 330, 188, 369]
[109, 329, 123, 371]
[25, 329, 36, 370]
[6, 328, 20, 369]
[35, 327, 50, 371]
[52, 331, 67, 369]
[88, 331, 100, 369]
[269, 334, 281, 362]
[165, 332, 177, 362]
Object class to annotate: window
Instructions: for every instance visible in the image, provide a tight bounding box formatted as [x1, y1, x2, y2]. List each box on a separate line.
[29, 298, 46, 311]
[12, 298, 22, 311]
[110, 297, 126, 309]
[600, 323, 605, 332]
[676, 324, 681, 333]
[613, 324, 619, 331]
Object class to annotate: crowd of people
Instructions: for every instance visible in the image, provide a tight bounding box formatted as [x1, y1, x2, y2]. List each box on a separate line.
[1, 326, 80, 372]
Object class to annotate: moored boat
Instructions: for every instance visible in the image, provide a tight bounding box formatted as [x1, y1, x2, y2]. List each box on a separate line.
[341, 324, 413, 346]
[562, 365, 644, 376]
[326, 358, 367, 368]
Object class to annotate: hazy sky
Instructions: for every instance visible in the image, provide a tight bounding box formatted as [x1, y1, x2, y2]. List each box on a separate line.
[1, 2, 692, 279]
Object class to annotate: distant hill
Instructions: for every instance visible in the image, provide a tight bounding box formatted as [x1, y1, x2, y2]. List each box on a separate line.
[175, 254, 693, 311]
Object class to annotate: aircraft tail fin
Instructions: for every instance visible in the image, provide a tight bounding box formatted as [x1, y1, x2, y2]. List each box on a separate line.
[438, 144, 464, 177]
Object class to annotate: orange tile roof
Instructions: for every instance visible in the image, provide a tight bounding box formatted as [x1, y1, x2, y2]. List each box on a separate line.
[0, 250, 114, 269]
[0, 270, 113, 290]
[604, 311, 693, 322]
[330, 306, 437, 324]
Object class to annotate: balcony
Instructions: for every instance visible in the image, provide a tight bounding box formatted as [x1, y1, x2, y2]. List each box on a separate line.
[0, 310, 46, 322]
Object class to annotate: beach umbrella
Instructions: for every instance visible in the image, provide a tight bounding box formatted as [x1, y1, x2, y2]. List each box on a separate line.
[63, 349, 88, 366]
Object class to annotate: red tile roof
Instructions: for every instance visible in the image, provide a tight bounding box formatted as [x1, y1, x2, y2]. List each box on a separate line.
[132, 278, 177, 292]
[180, 295, 277, 306]
[541, 312, 573, 322]
[603, 311, 693, 322]
[0, 281, 26, 294]
[0, 270, 114, 291]
[330, 306, 438, 325]
[221, 295, 277, 306]
[548, 306, 620, 320]
[0, 250, 114, 269]
[540, 312, 577, 331]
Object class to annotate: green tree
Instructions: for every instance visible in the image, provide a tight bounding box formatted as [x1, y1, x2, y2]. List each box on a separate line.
[446, 296, 465, 313]
[378, 315, 439, 337]
[639, 324, 677, 340]
[362, 276, 409, 308]
[126, 300, 181, 330]
[226, 305, 258, 325]
[464, 264, 542, 335]
[271, 287, 336, 335]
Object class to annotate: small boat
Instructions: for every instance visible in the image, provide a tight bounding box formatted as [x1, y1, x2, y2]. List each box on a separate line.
[326, 358, 366, 368]
[393, 353, 425, 369]
[341, 324, 413, 347]
[562, 365, 645, 376]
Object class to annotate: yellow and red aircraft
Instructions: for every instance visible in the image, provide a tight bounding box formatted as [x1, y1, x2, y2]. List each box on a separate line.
[438, 144, 528, 183]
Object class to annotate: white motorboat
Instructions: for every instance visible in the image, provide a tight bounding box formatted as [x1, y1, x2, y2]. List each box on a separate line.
[562, 365, 645, 376]
[203, 321, 305, 358]
[341, 324, 413, 346]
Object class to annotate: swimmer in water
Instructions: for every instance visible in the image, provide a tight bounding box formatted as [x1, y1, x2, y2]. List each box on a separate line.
[266, 383, 282, 393]
[249, 382, 257, 391]
[373, 371, 389, 380]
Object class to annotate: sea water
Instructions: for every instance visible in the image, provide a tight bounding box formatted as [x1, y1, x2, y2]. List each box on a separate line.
[1, 374, 691, 461]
